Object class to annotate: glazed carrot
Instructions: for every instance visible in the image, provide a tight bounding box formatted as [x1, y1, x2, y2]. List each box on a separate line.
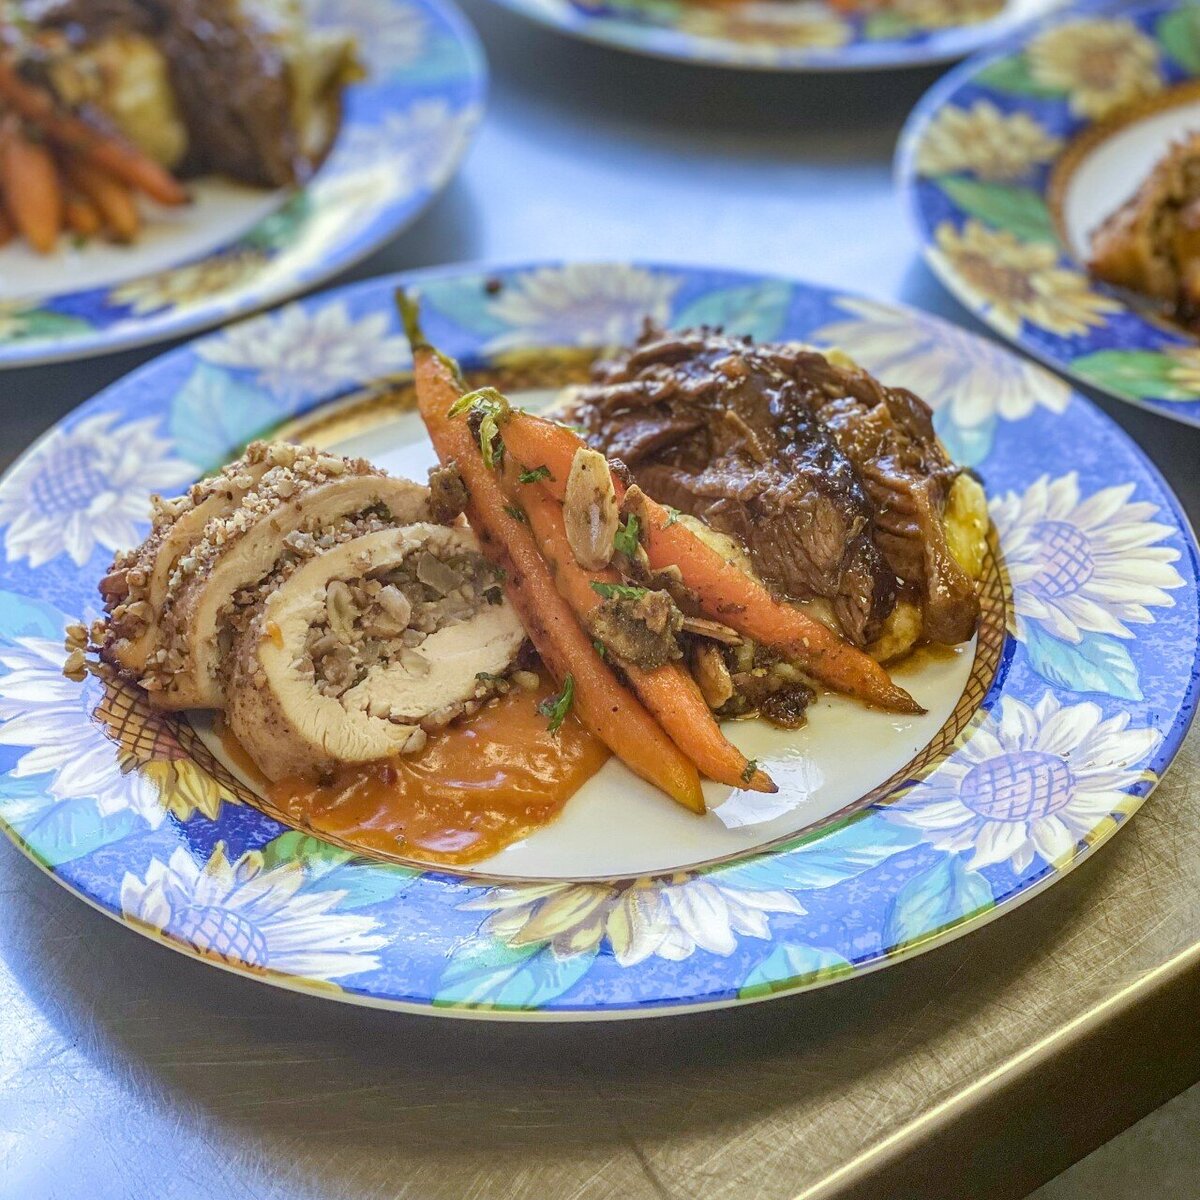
[2, 126, 61, 253]
[0, 59, 188, 206]
[64, 159, 139, 242]
[63, 190, 102, 237]
[398, 292, 705, 813]
[496, 411, 922, 715]
[512, 466, 777, 793]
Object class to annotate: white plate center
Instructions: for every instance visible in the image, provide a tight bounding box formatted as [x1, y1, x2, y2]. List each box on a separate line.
[198, 392, 978, 880]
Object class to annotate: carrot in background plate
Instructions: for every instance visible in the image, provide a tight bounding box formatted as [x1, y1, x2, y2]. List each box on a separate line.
[2, 123, 62, 253]
[495, 410, 922, 715]
[511, 464, 777, 794]
[0, 59, 188, 206]
[63, 159, 139, 242]
[397, 290, 706, 814]
[63, 190, 102, 238]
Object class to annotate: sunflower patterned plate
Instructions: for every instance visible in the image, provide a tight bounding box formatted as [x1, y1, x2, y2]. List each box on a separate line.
[1, 262, 1196, 1019]
[898, 0, 1200, 426]
[0, 0, 485, 369]
[483, 0, 1068, 71]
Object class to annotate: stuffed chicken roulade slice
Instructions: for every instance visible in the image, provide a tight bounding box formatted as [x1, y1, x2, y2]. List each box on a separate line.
[99, 441, 285, 676]
[139, 445, 431, 710]
[227, 524, 526, 782]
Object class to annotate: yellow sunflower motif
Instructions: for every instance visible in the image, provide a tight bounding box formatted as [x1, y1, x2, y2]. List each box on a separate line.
[675, 3, 850, 52]
[96, 679, 235, 823]
[111, 250, 270, 316]
[1164, 346, 1200, 396]
[916, 101, 1063, 181]
[462, 873, 804, 966]
[893, 0, 1002, 30]
[933, 220, 1122, 337]
[1027, 18, 1161, 119]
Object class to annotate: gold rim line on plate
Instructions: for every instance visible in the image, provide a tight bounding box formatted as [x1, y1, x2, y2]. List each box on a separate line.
[92, 352, 1011, 884]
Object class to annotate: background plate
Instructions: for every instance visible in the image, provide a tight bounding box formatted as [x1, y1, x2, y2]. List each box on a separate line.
[0, 262, 1195, 1019]
[483, 0, 1067, 72]
[899, 0, 1200, 426]
[0, 0, 486, 368]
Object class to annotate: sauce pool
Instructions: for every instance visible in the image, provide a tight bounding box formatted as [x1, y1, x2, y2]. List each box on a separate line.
[226, 679, 610, 867]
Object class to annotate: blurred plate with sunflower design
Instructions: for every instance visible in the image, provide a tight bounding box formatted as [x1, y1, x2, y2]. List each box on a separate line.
[0, 262, 1195, 1019]
[900, 0, 1200, 425]
[0, 0, 485, 369]
[483, 0, 1069, 71]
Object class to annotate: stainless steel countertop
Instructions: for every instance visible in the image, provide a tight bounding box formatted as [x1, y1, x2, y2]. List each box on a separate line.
[3, 6, 1199, 1198]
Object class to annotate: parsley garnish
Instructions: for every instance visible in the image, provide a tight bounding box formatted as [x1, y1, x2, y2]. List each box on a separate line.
[590, 581, 648, 601]
[538, 674, 575, 734]
[592, 639, 607, 658]
[518, 465, 553, 484]
[502, 503, 528, 524]
[447, 386, 510, 469]
[663, 507, 681, 528]
[740, 759, 759, 785]
[613, 513, 640, 557]
[475, 671, 503, 684]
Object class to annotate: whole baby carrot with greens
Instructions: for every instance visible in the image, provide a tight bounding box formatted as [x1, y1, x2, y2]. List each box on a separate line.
[507, 458, 777, 794]
[397, 290, 705, 814]
[468, 406, 922, 715]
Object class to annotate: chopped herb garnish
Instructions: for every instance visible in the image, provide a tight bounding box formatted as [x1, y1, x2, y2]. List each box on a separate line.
[592, 639, 608, 658]
[663, 506, 681, 528]
[502, 504, 528, 524]
[475, 671, 503, 684]
[613, 513, 640, 557]
[590, 581, 648, 601]
[518, 465, 553, 484]
[447, 386, 510, 469]
[740, 759, 759, 785]
[538, 674, 575, 734]
[483, 585, 504, 605]
[494, 566, 508, 582]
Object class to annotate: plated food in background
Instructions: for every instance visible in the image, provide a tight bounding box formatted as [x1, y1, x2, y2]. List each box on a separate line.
[0, 0, 359, 254]
[3, 263, 1193, 1018]
[1087, 132, 1200, 332]
[482, 0, 1067, 72]
[87, 296, 987, 861]
[900, 1, 1200, 427]
[0, 0, 484, 368]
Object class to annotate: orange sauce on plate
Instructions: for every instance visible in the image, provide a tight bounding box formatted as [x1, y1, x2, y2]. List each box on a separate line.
[223, 679, 609, 867]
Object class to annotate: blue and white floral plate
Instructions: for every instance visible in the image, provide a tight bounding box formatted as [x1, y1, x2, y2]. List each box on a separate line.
[899, 0, 1200, 426]
[485, 0, 1066, 71]
[0, 262, 1195, 1019]
[0, 0, 485, 368]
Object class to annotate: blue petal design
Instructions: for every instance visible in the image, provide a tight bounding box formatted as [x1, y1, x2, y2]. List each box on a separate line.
[882, 854, 994, 952]
[740, 942, 852, 998]
[673, 281, 793, 342]
[0, 589, 70, 641]
[936, 415, 995, 468]
[716, 817, 920, 892]
[1023, 623, 1143, 702]
[435, 937, 599, 1009]
[168, 364, 284, 471]
[259, 831, 418, 908]
[0, 777, 143, 867]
